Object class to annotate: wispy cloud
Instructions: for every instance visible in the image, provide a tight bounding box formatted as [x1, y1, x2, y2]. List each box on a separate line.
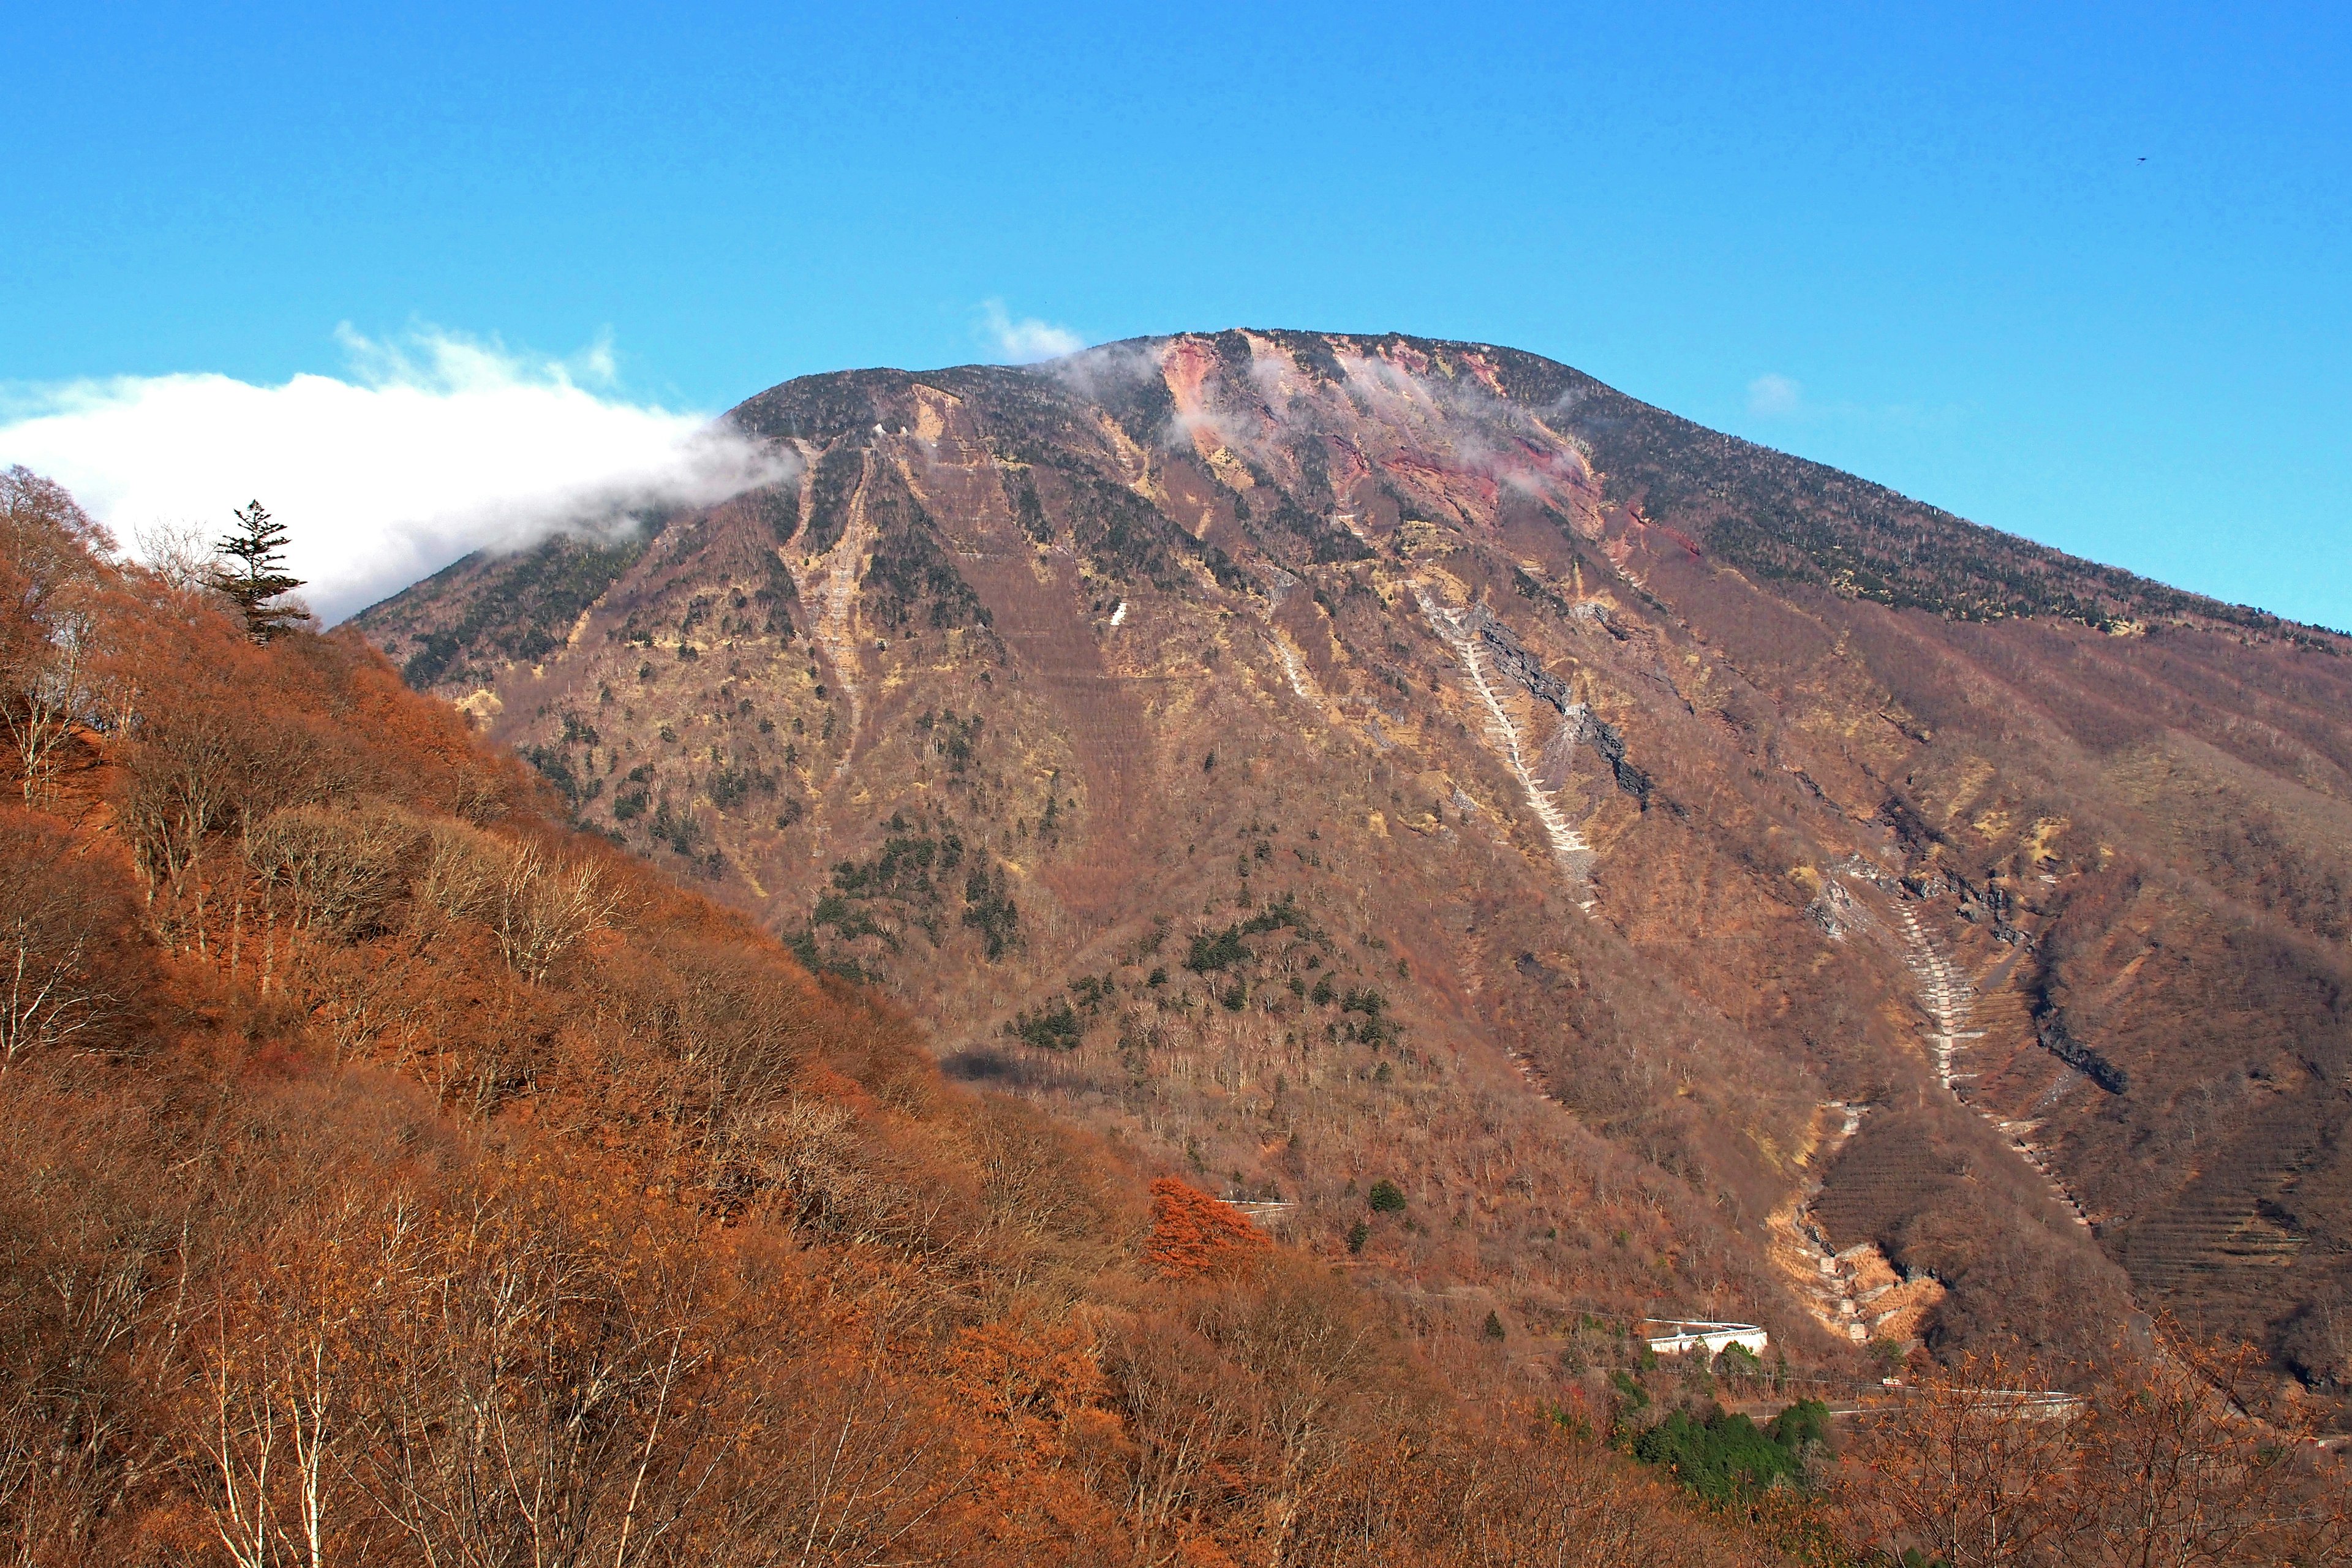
[1038, 338, 1162, 401]
[979, 301, 1086, 363]
[1747, 372, 1806, 418]
[0, 326, 793, 624]
[1743, 370, 1962, 435]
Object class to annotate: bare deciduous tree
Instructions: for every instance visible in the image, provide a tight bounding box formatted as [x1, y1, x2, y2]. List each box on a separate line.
[1, 467, 113, 801]
[496, 842, 620, 982]
[0, 822, 130, 1076]
[129, 520, 223, 595]
[244, 803, 424, 938]
[1836, 1354, 2085, 1567]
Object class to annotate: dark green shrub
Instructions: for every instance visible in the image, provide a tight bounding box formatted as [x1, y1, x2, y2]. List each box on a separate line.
[962, 867, 1019, 959]
[1185, 926, 1248, 972]
[1008, 999, 1084, 1050]
[1624, 1402, 1819, 1504]
[1764, 1398, 1830, 1455]
[1626, 1410, 1791, 1501]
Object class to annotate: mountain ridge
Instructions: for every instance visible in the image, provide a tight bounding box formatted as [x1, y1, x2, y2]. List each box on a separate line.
[352, 327, 2352, 1395]
[358, 330, 2335, 653]
[714, 330, 2329, 636]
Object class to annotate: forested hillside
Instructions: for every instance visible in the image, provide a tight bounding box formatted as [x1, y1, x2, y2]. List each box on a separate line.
[5, 466, 1836, 1563]
[353, 331, 2352, 1397]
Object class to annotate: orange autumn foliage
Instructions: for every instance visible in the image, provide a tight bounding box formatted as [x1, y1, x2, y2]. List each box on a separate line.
[1146, 1177, 1272, 1278]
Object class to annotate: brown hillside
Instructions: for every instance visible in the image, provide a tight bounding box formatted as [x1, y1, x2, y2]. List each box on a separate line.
[1, 465, 1811, 1564]
[349, 332, 2352, 1393]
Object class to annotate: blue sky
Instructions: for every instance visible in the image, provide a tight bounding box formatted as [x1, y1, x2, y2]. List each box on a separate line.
[6, 2, 2348, 628]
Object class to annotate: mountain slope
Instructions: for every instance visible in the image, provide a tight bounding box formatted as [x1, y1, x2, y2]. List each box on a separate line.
[3, 484, 1806, 1566]
[353, 330, 2352, 1388]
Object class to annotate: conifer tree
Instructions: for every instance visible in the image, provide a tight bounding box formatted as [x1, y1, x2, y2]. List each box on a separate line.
[213, 500, 311, 641]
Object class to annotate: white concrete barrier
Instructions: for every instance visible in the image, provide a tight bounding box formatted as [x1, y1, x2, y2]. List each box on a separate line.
[1643, 1321, 1770, 1357]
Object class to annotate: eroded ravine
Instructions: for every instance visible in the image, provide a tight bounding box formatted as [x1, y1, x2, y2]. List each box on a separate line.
[784, 444, 880, 857]
[1891, 895, 2094, 1231]
[1258, 567, 1319, 704]
[1774, 1101, 1873, 1344]
[1414, 586, 1594, 905]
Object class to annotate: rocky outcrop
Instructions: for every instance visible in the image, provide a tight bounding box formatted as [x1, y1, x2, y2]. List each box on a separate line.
[2034, 1003, 2130, 1096]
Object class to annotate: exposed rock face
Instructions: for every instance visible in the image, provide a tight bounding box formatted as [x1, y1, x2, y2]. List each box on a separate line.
[2035, 1004, 2131, 1096]
[353, 330, 2352, 1379]
[1467, 605, 1576, 714]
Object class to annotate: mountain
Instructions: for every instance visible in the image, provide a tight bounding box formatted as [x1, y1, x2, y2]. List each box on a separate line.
[352, 330, 2352, 1392]
[7, 471, 1829, 1566]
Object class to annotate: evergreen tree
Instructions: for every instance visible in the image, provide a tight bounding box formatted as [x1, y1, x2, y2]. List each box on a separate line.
[213, 500, 310, 641]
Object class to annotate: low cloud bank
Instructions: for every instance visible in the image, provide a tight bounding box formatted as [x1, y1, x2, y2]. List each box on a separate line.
[0, 327, 793, 624]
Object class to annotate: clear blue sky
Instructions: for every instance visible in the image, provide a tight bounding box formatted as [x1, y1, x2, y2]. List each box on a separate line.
[7, 2, 2348, 629]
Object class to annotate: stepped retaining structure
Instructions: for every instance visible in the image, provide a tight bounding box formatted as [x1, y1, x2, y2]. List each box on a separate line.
[1896, 903, 1980, 1087]
[1894, 890, 2309, 1316]
[1890, 892, 2094, 1232]
[1415, 587, 1596, 903]
[1770, 1101, 1948, 1344]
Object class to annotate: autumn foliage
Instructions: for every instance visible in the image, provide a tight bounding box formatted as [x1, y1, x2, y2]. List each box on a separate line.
[1146, 1177, 1273, 1278]
[1833, 1341, 2352, 1566]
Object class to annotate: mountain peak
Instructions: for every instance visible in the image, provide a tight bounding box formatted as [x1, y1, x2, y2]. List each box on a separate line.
[353, 331, 2352, 1385]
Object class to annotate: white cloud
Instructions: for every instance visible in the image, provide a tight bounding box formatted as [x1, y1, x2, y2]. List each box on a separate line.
[979, 301, 1086, 364]
[1740, 371, 1963, 433]
[1038, 338, 1161, 401]
[1747, 372, 1805, 418]
[0, 326, 794, 625]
